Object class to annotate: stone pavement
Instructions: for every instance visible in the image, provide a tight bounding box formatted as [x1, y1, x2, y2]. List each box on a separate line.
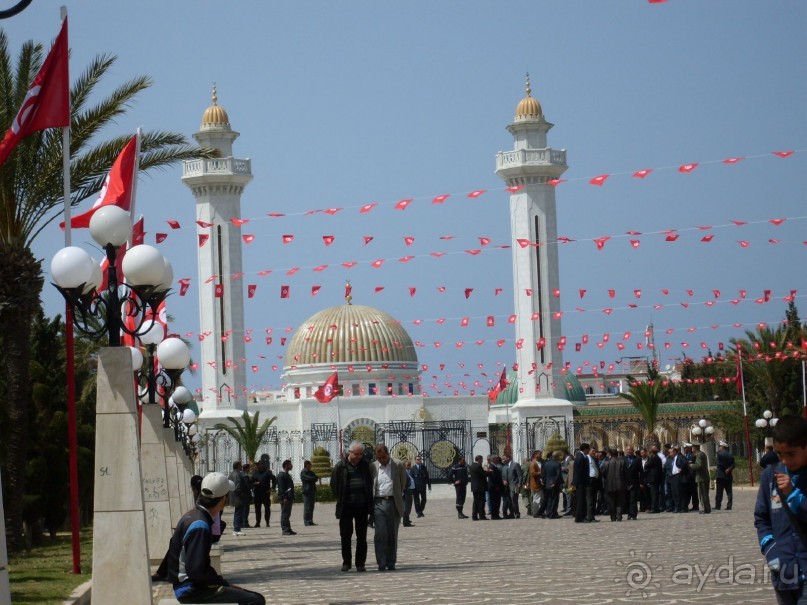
[153, 486, 774, 604]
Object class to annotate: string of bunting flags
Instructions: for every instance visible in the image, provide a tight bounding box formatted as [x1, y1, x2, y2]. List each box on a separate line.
[149, 148, 800, 243]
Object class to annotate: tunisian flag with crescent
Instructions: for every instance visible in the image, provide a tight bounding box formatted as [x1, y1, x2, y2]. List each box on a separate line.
[64, 134, 138, 228]
[314, 372, 339, 403]
[0, 18, 70, 167]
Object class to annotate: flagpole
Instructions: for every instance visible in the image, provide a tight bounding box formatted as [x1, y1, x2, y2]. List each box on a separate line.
[58, 5, 81, 576]
[336, 392, 343, 458]
[738, 349, 754, 487]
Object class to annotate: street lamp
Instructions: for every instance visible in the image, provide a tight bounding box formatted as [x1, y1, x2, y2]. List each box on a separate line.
[755, 410, 778, 448]
[167, 388, 201, 459]
[691, 418, 715, 444]
[136, 335, 191, 427]
[50, 206, 173, 347]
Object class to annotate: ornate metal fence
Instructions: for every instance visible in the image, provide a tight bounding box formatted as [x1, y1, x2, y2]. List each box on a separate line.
[198, 423, 340, 481]
[374, 420, 472, 482]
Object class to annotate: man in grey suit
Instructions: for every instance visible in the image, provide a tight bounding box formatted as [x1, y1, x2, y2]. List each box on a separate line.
[501, 453, 523, 519]
[370, 444, 408, 571]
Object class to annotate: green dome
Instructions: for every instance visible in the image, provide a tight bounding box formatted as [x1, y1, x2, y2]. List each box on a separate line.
[494, 371, 587, 404]
[561, 373, 587, 404]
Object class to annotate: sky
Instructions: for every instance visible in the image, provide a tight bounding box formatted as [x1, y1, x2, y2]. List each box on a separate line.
[6, 1, 807, 401]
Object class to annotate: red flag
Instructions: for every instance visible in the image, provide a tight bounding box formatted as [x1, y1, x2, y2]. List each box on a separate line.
[66, 135, 138, 228]
[589, 174, 610, 186]
[359, 203, 377, 213]
[282, 234, 294, 244]
[432, 194, 450, 204]
[248, 284, 257, 298]
[155, 233, 167, 244]
[280, 285, 290, 298]
[0, 18, 70, 167]
[633, 169, 653, 178]
[323, 235, 335, 246]
[167, 220, 181, 229]
[488, 366, 508, 402]
[394, 199, 413, 210]
[214, 284, 223, 298]
[404, 236, 415, 246]
[311, 285, 321, 296]
[464, 288, 473, 299]
[678, 163, 698, 173]
[314, 372, 339, 403]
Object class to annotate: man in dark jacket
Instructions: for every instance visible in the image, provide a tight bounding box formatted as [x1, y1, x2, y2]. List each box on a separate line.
[754, 415, 807, 603]
[644, 446, 664, 513]
[277, 459, 296, 536]
[487, 455, 504, 519]
[572, 443, 592, 523]
[448, 457, 469, 518]
[167, 472, 265, 604]
[624, 445, 644, 520]
[602, 448, 626, 521]
[251, 460, 276, 528]
[469, 455, 489, 521]
[542, 451, 563, 519]
[715, 440, 735, 510]
[411, 455, 431, 518]
[331, 441, 374, 572]
[300, 460, 319, 526]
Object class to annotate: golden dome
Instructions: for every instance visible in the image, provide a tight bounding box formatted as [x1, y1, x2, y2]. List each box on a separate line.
[286, 304, 417, 366]
[201, 83, 230, 126]
[515, 73, 543, 119]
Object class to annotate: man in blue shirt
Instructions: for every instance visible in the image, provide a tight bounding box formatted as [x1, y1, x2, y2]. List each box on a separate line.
[167, 472, 265, 604]
[754, 415, 807, 604]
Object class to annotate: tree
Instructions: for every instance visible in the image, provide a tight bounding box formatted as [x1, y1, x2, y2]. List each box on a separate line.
[214, 412, 277, 465]
[0, 30, 214, 550]
[619, 380, 667, 446]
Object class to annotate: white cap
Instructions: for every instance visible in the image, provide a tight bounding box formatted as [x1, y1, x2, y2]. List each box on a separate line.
[719, 440, 729, 447]
[200, 472, 234, 498]
[683, 442, 693, 448]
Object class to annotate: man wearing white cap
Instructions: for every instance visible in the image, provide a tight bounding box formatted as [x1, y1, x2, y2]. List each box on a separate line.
[167, 472, 266, 604]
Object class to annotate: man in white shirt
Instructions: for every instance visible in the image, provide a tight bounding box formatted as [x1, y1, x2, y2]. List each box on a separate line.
[586, 450, 600, 522]
[370, 444, 407, 571]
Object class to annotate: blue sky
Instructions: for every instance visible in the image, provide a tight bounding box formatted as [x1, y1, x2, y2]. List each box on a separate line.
[8, 1, 806, 398]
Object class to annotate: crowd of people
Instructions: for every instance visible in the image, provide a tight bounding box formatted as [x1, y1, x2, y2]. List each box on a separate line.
[156, 417, 807, 605]
[440, 440, 736, 523]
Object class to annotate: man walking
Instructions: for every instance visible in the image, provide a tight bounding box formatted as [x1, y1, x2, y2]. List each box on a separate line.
[277, 459, 296, 535]
[300, 460, 319, 526]
[332, 441, 374, 572]
[542, 451, 563, 519]
[411, 455, 431, 518]
[167, 472, 266, 604]
[715, 440, 735, 511]
[690, 443, 711, 514]
[371, 444, 407, 571]
[448, 456, 469, 519]
[403, 460, 416, 527]
[228, 461, 249, 536]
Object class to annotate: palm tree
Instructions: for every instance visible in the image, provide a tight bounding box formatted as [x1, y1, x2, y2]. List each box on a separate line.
[214, 412, 277, 465]
[0, 30, 214, 550]
[619, 380, 667, 447]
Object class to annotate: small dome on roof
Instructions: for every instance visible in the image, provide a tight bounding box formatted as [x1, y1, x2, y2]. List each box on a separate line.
[514, 73, 543, 120]
[202, 84, 230, 126]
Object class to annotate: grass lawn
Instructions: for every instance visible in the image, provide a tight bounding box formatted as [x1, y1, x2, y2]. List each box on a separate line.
[8, 530, 93, 605]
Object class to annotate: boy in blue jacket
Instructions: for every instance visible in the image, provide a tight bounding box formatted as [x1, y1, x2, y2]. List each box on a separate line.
[754, 415, 807, 604]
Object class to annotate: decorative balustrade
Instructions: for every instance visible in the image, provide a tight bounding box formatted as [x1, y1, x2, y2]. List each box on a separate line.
[182, 157, 252, 177]
[495, 148, 566, 171]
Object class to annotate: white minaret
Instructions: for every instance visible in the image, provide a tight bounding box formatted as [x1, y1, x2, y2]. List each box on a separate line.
[495, 75, 573, 417]
[182, 86, 252, 419]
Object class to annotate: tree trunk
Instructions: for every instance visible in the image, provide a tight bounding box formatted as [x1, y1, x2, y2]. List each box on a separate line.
[0, 243, 43, 551]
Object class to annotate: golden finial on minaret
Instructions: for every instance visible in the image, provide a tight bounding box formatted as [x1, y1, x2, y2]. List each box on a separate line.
[202, 82, 229, 126]
[345, 280, 353, 305]
[525, 72, 532, 97]
[212, 82, 218, 105]
[515, 71, 542, 119]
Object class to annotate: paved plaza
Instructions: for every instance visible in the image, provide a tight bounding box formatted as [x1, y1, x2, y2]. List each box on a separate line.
[153, 486, 773, 605]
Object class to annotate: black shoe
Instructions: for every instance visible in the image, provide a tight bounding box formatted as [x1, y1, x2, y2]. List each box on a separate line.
[403, 521, 414, 527]
[357, 565, 366, 572]
[378, 565, 386, 572]
[714, 506, 721, 510]
[283, 530, 297, 535]
[341, 564, 351, 572]
[460, 513, 469, 519]
[725, 506, 732, 511]
[479, 516, 488, 520]
[387, 565, 396, 571]
[417, 513, 424, 518]
[254, 523, 261, 528]
[151, 574, 167, 582]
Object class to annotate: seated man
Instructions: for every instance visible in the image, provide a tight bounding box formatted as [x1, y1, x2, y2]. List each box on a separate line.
[167, 472, 266, 605]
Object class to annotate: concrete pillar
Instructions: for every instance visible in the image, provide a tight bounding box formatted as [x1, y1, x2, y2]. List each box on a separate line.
[164, 435, 181, 527]
[92, 348, 151, 604]
[140, 405, 172, 563]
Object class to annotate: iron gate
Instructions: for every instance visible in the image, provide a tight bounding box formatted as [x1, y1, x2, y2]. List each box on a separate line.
[375, 420, 471, 482]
